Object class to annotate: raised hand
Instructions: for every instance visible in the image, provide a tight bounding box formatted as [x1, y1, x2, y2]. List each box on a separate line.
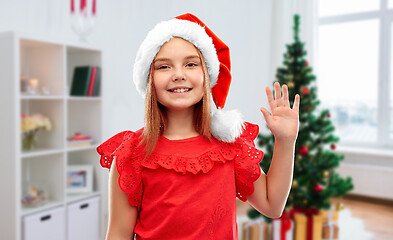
[260, 82, 300, 142]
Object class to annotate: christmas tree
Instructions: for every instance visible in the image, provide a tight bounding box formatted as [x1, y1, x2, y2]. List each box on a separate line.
[248, 14, 353, 221]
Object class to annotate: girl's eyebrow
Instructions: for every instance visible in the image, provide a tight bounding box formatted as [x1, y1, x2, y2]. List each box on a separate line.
[154, 55, 200, 63]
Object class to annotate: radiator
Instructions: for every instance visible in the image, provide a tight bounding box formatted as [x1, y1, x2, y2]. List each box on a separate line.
[336, 162, 393, 200]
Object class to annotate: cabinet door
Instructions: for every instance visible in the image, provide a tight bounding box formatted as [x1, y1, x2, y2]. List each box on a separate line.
[67, 196, 100, 240]
[23, 206, 65, 240]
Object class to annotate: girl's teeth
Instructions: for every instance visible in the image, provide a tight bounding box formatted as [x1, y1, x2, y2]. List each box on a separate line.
[173, 88, 189, 93]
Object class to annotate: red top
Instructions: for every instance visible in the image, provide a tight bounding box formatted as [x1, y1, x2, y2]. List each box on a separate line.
[97, 122, 264, 240]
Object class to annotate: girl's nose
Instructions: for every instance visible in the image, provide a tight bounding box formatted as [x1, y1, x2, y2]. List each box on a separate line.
[172, 67, 185, 81]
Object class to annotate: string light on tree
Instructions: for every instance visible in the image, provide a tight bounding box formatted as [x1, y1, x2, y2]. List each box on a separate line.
[292, 180, 298, 189]
[287, 81, 295, 89]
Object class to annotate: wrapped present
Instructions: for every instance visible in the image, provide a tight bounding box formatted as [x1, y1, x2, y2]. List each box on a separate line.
[320, 208, 339, 224]
[272, 212, 294, 240]
[290, 207, 324, 240]
[321, 208, 339, 239]
[242, 218, 270, 240]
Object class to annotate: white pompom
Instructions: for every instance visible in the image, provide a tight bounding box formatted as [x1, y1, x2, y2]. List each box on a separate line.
[211, 109, 245, 142]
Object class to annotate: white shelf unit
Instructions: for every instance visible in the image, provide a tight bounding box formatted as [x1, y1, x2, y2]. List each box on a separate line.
[0, 31, 105, 240]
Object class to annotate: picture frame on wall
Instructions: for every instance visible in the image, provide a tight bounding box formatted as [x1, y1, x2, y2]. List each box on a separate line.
[67, 165, 93, 194]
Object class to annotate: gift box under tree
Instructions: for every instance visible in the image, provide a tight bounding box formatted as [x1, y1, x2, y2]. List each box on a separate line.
[242, 218, 270, 240]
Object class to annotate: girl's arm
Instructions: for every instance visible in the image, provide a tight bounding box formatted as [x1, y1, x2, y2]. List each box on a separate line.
[247, 139, 295, 218]
[247, 82, 300, 218]
[106, 158, 138, 240]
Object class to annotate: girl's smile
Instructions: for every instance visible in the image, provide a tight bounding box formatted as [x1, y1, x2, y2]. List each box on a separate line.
[152, 37, 204, 111]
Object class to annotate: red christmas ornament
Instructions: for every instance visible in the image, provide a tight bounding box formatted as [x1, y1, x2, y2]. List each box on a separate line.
[299, 146, 308, 156]
[314, 184, 323, 193]
[331, 144, 336, 150]
[305, 61, 309, 67]
[327, 113, 331, 118]
[302, 87, 310, 95]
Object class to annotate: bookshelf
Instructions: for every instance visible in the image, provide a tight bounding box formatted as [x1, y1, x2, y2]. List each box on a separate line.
[0, 31, 105, 240]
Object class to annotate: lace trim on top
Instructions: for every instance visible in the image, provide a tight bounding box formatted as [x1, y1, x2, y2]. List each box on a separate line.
[142, 143, 238, 175]
[140, 122, 264, 202]
[96, 122, 264, 206]
[96, 130, 143, 208]
[233, 122, 264, 201]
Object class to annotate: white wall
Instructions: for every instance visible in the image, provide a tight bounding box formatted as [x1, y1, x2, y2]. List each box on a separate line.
[1, 0, 391, 206]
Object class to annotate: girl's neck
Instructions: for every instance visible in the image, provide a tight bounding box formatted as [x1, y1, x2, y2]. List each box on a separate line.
[163, 107, 199, 140]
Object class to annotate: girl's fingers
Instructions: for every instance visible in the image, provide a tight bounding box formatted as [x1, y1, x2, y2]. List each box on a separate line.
[265, 86, 276, 112]
[274, 82, 281, 100]
[274, 82, 285, 107]
[260, 107, 271, 124]
[293, 94, 300, 113]
[283, 84, 289, 108]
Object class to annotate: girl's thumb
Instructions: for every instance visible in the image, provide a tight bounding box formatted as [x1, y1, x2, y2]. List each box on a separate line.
[260, 107, 270, 123]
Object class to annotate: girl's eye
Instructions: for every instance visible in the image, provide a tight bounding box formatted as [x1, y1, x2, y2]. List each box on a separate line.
[187, 63, 197, 67]
[158, 65, 169, 69]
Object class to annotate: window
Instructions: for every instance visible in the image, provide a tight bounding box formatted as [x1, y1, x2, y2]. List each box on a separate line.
[319, 0, 379, 17]
[317, 0, 393, 148]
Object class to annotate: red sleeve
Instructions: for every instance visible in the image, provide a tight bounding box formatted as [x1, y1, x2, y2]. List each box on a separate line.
[96, 130, 143, 208]
[234, 122, 264, 202]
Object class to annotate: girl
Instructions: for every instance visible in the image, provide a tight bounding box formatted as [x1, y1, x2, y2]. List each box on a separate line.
[97, 13, 300, 240]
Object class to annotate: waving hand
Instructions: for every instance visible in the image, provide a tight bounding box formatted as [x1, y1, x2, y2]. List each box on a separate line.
[260, 82, 300, 142]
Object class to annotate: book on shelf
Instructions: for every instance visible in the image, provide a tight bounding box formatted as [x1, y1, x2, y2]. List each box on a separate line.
[70, 66, 101, 97]
[93, 67, 101, 96]
[67, 139, 94, 148]
[67, 132, 94, 148]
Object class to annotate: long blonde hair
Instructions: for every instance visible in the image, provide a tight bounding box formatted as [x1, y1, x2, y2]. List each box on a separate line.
[139, 45, 212, 159]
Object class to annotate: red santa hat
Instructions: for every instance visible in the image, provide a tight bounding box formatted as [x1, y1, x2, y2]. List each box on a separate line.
[133, 13, 244, 142]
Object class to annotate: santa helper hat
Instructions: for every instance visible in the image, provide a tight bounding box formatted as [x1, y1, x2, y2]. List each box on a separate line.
[133, 13, 245, 142]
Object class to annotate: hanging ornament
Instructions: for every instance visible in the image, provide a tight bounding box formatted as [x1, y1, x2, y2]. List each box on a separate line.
[327, 112, 331, 118]
[322, 171, 329, 178]
[302, 87, 310, 95]
[305, 60, 309, 67]
[287, 81, 295, 89]
[314, 184, 323, 193]
[331, 144, 336, 150]
[292, 180, 298, 189]
[299, 146, 308, 156]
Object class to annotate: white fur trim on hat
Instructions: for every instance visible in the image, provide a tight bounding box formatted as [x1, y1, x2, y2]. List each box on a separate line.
[133, 18, 220, 97]
[211, 108, 245, 142]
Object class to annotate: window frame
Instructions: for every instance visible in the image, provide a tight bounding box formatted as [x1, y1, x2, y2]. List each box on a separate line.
[317, 0, 393, 149]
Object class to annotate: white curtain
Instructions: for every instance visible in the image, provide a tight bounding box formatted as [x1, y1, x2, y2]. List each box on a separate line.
[269, 0, 318, 85]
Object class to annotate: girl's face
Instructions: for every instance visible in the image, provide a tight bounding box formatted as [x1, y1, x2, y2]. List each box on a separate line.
[152, 37, 204, 112]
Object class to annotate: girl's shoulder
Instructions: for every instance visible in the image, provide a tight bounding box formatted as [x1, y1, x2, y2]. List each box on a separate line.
[96, 127, 145, 208]
[96, 127, 144, 169]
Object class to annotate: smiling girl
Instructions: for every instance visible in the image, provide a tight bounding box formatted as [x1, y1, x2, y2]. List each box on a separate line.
[97, 13, 300, 240]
